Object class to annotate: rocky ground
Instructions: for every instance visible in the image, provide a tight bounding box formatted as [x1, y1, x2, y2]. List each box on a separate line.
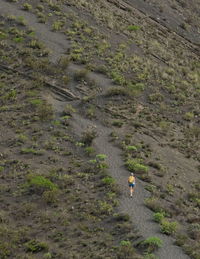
[0, 0, 199, 259]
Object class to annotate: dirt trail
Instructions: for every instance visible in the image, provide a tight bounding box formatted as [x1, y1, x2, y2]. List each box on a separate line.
[0, 1, 191, 258]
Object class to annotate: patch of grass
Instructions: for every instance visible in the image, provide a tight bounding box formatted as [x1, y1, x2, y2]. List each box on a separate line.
[62, 104, 76, 116]
[153, 212, 165, 223]
[81, 127, 97, 146]
[127, 25, 140, 31]
[22, 3, 32, 11]
[141, 236, 163, 252]
[102, 176, 116, 186]
[160, 220, 178, 235]
[144, 197, 164, 213]
[25, 239, 48, 253]
[84, 146, 95, 156]
[183, 112, 194, 121]
[26, 174, 58, 194]
[98, 201, 113, 215]
[20, 147, 44, 155]
[17, 16, 27, 26]
[125, 159, 148, 173]
[42, 189, 59, 204]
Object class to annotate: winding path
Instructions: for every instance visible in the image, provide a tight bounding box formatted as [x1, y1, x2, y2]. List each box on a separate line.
[0, 1, 190, 258]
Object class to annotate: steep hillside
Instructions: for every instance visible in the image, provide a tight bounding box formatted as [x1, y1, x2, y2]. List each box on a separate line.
[0, 0, 199, 259]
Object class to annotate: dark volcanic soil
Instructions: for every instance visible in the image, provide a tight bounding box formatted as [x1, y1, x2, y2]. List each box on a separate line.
[0, 0, 199, 258]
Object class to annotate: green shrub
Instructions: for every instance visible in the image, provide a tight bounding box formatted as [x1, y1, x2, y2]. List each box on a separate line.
[42, 189, 59, 204]
[26, 175, 58, 194]
[120, 240, 131, 246]
[184, 112, 194, 121]
[110, 70, 126, 85]
[37, 103, 53, 121]
[117, 240, 135, 258]
[30, 99, 43, 106]
[52, 21, 63, 31]
[144, 197, 164, 213]
[127, 25, 140, 31]
[126, 145, 137, 151]
[153, 212, 165, 223]
[25, 239, 48, 253]
[141, 236, 163, 252]
[149, 93, 164, 102]
[84, 146, 95, 156]
[160, 220, 178, 235]
[17, 16, 27, 26]
[145, 184, 157, 193]
[20, 148, 44, 155]
[144, 253, 159, 259]
[125, 159, 148, 173]
[98, 201, 113, 215]
[188, 223, 200, 240]
[23, 3, 32, 11]
[58, 56, 70, 69]
[102, 176, 116, 186]
[96, 154, 107, 161]
[0, 242, 11, 258]
[81, 127, 97, 146]
[62, 104, 76, 116]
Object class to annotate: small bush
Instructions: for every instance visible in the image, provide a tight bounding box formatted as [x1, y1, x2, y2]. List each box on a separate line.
[125, 159, 148, 173]
[23, 3, 32, 11]
[127, 25, 140, 31]
[144, 197, 164, 213]
[81, 127, 97, 146]
[58, 56, 70, 69]
[141, 236, 163, 252]
[98, 201, 113, 215]
[102, 176, 116, 186]
[153, 212, 165, 223]
[26, 175, 58, 194]
[20, 148, 44, 155]
[126, 145, 138, 151]
[42, 189, 59, 204]
[62, 104, 76, 116]
[160, 220, 178, 235]
[144, 253, 159, 259]
[84, 146, 95, 156]
[188, 223, 200, 240]
[117, 240, 135, 258]
[25, 240, 48, 253]
[37, 103, 53, 121]
[120, 240, 131, 246]
[184, 112, 194, 121]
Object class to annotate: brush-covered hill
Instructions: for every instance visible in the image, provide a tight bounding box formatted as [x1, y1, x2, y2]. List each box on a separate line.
[0, 0, 199, 259]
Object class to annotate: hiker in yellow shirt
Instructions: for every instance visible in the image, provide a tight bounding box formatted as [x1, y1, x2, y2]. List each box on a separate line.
[128, 173, 135, 198]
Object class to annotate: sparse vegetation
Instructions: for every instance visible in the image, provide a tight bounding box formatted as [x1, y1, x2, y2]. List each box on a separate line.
[0, 0, 199, 257]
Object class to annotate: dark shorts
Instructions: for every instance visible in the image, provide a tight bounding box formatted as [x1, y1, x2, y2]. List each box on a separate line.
[129, 183, 135, 188]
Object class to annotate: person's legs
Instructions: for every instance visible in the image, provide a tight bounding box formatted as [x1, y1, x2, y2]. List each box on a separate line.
[129, 184, 135, 197]
[130, 186, 133, 197]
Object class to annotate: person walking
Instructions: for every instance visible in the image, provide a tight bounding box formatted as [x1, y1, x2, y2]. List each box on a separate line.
[128, 172, 135, 198]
